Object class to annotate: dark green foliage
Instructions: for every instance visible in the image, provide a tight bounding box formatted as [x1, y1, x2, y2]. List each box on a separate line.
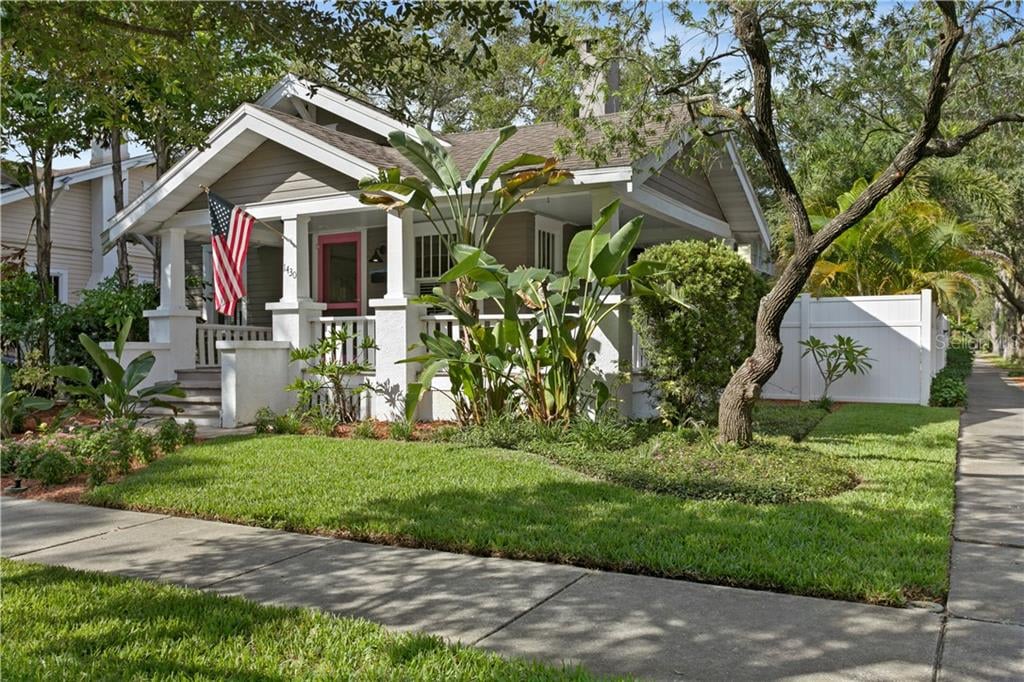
[32, 446, 79, 485]
[155, 418, 184, 454]
[180, 420, 197, 445]
[930, 345, 973, 407]
[632, 240, 767, 422]
[51, 276, 158, 371]
[0, 265, 48, 361]
[930, 370, 968, 407]
[253, 407, 276, 434]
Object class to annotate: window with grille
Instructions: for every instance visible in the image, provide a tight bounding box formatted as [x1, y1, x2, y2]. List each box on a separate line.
[534, 220, 562, 272]
[414, 234, 452, 280]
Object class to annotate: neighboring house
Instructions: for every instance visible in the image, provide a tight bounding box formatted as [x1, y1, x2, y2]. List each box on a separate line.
[102, 74, 773, 426]
[0, 145, 157, 303]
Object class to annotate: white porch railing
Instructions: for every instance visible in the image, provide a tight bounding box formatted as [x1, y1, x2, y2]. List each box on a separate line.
[631, 328, 648, 373]
[313, 316, 377, 368]
[421, 313, 546, 344]
[196, 324, 273, 367]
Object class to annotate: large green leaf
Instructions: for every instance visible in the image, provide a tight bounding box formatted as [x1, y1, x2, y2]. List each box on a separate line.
[439, 248, 482, 283]
[79, 333, 124, 385]
[566, 229, 610, 280]
[114, 317, 132, 359]
[51, 365, 93, 386]
[387, 131, 446, 187]
[124, 352, 156, 391]
[592, 215, 643, 279]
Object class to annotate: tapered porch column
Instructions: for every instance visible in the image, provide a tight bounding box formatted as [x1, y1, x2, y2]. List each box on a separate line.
[371, 210, 423, 419]
[266, 214, 325, 350]
[144, 226, 199, 372]
[588, 189, 633, 416]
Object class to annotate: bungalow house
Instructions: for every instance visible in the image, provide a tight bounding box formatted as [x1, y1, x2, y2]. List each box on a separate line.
[1, 146, 157, 301]
[101, 74, 773, 426]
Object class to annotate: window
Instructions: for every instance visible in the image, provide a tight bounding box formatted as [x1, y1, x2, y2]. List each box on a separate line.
[414, 234, 452, 280]
[25, 266, 68, 303]
[534, 218, 563, 272]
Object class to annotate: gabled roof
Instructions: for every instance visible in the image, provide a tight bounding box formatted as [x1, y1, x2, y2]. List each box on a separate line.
[257, 74, 443, 147]
[0, 153, 155, 206]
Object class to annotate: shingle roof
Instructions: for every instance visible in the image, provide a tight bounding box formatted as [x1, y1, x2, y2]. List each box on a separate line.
[255, 105, 418, 177]
[255, 104, 690, 181]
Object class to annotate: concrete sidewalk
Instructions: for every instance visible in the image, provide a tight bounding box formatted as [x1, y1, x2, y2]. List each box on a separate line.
[2, 496, 941, 681]
[939, 360, 1024, 681]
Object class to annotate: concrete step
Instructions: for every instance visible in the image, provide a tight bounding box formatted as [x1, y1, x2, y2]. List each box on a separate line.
[175, 368, 221, 383]
[175, 386, 221, 399]
[165, 394, 222, 406]
[149, 403, 221, 418]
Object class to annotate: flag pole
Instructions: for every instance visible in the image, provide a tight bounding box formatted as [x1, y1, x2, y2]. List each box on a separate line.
[199, 185, 295, 246]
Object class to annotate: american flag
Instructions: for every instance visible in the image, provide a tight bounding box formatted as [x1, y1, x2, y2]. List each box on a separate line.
[207, 191, 254, 316]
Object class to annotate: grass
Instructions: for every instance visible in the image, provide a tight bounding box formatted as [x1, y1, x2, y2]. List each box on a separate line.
[525, 431, 857, 504]
[0, 559, 593, 681]
[983, 352, 1024, 376]
[752, 402, 829, 440]
[86, 403, 959, 605]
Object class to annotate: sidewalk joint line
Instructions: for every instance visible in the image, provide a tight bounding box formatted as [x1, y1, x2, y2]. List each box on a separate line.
[197, 543, 329, 589]
[952, 536, 1024, 550]
[931, 614, 948, 682]
[946, 612, 1024, 628]
[471, 571, 590, 646]
[8, 515, 171, 558]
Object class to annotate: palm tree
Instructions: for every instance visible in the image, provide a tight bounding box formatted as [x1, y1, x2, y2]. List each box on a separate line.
[807, 178, 994, 315]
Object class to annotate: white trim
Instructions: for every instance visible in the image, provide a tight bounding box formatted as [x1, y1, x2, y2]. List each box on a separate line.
[0, 153, 156, 206]
[257, 74, 442, 146]
[622, 185, 732, 239]
[25, 265, 69, 303]
[569, 167, 633, 185]
[724, 137, 772, 248]
[534, 215, 564, 272]
[103, 104, 382, 245]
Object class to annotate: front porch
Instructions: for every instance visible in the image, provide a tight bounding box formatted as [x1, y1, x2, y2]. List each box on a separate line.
[137, 189, 652, 427]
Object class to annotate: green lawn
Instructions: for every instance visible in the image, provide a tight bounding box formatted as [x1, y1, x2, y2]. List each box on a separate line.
[983, 352, 1024, 376]
[0, 559, 592, 681]
[86, 403, 959, 605]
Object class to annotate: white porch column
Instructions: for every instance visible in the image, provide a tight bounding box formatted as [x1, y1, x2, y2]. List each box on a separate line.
[144, 227, 199, 373]
[266, 214, 325, 351]
[588, 189, 633, 416]
[371, 210, 423, 419]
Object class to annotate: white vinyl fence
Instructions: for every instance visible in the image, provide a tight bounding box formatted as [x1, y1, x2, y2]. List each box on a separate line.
[762, 290, 948, 405]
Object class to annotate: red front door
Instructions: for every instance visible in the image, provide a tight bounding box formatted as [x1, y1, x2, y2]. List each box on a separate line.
[318, 232, 361, 315]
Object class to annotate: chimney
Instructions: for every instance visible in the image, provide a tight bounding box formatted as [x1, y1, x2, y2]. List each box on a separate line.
[90, 137, 130, 166]
[578, 38, 620, 118]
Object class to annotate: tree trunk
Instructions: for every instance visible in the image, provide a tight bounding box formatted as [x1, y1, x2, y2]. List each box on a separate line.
[33, 146, 56, 362]
[111, 127, 131, 287]
[152, 136, 170, 285]
[718, 251, 816, 445]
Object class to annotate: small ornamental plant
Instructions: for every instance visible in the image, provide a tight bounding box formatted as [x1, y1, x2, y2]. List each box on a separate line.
[800, 335, 873, 409]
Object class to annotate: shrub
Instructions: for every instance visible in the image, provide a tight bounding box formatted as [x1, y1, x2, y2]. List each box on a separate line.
[155, 419, 183, 454]
[254, 407, 276, 434]
[181, 421, 197, 445]
[351, 419, 377, 440]
[274, 412, 303, 435]
[1, 441, 29, 476]
[387, 420, 413, 441]
[32, 446, 78, 485]
[304, 408, 338, 437]
[632, 240, 767, 422]
[51, 276, 157, 371]
[945, 346, 974, 378]
[799, 335, 873, 409]
[135, 432, 158, 463]
[930, 368, 968, 407]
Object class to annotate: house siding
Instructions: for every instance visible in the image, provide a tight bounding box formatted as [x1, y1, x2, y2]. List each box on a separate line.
[488, 212, 534, 269]
[243, 246, 282, 327]
[2, 183, 94, 303]
[644, 163, 725, 220]
[182, 141, 358, 211]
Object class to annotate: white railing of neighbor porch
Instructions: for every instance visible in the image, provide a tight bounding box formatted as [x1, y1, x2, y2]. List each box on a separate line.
[420, 313, 546, 345]
[195, 324, 272, 367]
[313, 316, 377, 368]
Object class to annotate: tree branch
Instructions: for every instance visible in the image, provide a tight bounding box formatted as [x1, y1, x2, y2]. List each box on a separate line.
[924, 113, 1024, 157]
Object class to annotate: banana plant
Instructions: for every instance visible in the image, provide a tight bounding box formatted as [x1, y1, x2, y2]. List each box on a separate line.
[404, 200, 687, 424]
[52, 318, 185, 422]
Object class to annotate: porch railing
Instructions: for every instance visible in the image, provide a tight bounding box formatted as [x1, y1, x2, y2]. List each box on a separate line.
[421, 313, 546, 345]
[195, 324, 273, 367]
[313, 316, 377, 368]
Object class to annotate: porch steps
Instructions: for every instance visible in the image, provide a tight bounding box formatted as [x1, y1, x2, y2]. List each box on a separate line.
[152, 368, 224, 427]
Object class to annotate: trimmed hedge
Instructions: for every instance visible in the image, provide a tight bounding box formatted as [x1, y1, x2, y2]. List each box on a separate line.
[929, 346, 973, 407]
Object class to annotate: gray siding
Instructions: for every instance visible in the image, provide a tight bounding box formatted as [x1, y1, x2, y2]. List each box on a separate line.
[644, 162, 725, 220]
[488, 212, 534, 269]
[183, 141, 358, 211]
[244, 246, 282, 327]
